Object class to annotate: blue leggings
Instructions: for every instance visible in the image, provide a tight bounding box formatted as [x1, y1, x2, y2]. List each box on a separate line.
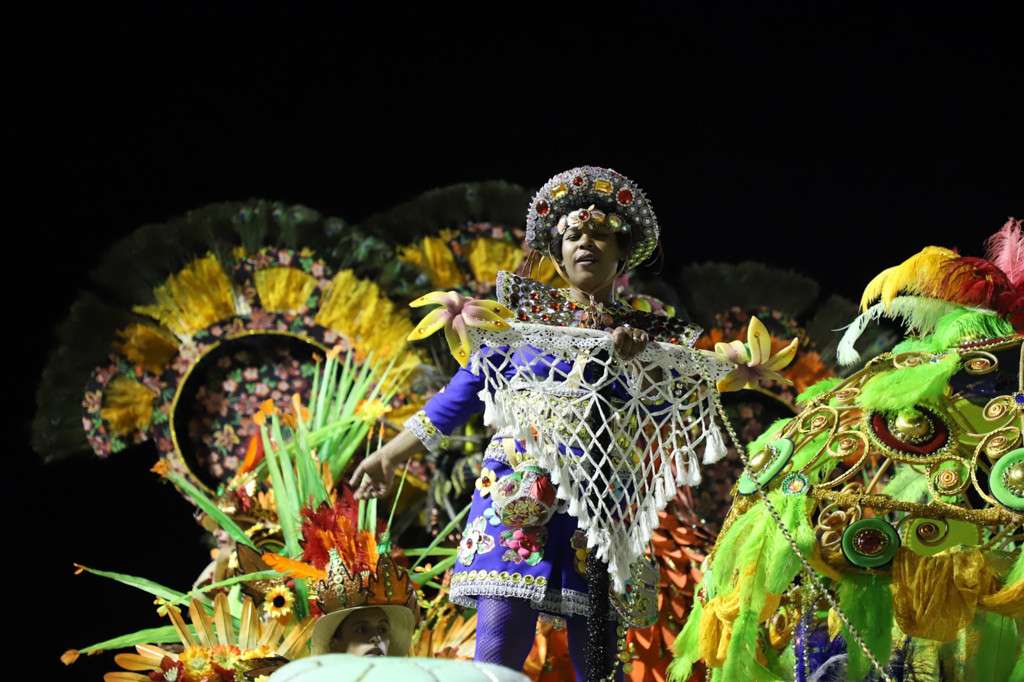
[473, 595, 625, 681]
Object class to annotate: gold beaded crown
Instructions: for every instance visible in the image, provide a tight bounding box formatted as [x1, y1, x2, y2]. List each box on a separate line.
[526, 166, 659, 270]
[310, 549, 421, 656]
[315, 549, 419, 614]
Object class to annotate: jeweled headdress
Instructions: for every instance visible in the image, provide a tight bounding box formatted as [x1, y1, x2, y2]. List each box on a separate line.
[525, 166, 659, 270]
[308, 548, 421, 657]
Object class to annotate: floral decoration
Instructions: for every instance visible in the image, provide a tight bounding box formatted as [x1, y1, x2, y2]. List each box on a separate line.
[458, 516, 495, 566]
[475, 467, 498, 497]
[499, 527, 547, 566]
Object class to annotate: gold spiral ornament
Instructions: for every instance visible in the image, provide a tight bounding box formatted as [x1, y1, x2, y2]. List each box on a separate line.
[799, 406, 837, 434]
[818, 431, 869, 486]
[961, 350, 998, 375]
[833, 388, 860, 405]
[892, 352, 929, 369]
[927, 460, 971, 499]
[982, 428, 1021, 460]
[983, 396, 1014, 421]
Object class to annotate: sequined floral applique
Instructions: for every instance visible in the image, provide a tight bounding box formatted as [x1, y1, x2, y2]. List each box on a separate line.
[458, 516, 495, 566]
[499, 527, 548, 566]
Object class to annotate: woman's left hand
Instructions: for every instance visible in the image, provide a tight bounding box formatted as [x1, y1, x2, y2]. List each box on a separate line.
[612, 326, 649, 362]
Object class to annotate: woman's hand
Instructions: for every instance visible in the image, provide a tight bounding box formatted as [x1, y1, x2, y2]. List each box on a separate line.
[612, 326, 649, 362]
[349, 451, 396, 499]
[347, 429, 424, 500]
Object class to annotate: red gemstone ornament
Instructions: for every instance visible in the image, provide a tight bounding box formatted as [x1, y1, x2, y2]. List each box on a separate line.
[572, 176, 584, 187]
[853, 528, 889, 556]
[617, 189, 633, 204]
[536, 201, 549, 215]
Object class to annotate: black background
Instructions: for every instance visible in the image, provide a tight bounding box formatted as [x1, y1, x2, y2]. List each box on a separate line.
[9, 5, 1022, 679]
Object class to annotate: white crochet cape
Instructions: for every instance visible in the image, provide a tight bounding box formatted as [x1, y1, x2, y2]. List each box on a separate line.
[467, 323, 732, 592]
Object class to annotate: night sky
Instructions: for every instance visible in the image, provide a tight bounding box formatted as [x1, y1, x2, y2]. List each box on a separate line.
[10, 6, 1022, 679]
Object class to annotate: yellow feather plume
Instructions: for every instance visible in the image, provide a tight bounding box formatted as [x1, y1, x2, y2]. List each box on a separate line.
[315, 270, 415, 367]
[113, 323, 178, 374]
[399, 236, 463, 289]
[133, 254, 236, 338]
[255, 267, 319, 313]
[100, 375, 155, 436]
[859, 246, 958, 311]
[465, 238, 525, 285]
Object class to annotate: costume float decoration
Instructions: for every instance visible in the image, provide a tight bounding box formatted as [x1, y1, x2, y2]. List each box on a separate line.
[395, 166, 798, 681]
[669, 219, 1024, 682]
[622, 262, 886, 682]
[69, 347, 465, 678]
[46, 186, 565, 679]
[678, 261, 899, 535]
[33, 199, 427, 497]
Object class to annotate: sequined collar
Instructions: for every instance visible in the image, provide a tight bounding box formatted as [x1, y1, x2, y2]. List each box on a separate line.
[496, 271, 701, 347]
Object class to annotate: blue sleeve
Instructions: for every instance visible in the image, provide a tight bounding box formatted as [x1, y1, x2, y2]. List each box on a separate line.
[403, 366, 486, 453]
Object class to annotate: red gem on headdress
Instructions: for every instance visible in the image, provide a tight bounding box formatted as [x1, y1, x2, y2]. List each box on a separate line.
[529, 292, 539, 301]
[551, 302, 560, 310]
[568, 302, 577, 310]
[542, 314, 550, 321]
[549, 290, 561, 299]
[578, 210, 590, 222]
[536, 201, 549, 216]
[518, 312, 529, 321]
[532, 305, 542, 313]
[617, 189, 634, 204]
[572, 176, 584, 187]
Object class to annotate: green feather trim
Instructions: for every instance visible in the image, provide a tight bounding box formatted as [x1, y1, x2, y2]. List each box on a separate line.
[721, 493, 815, 681]
[929, 308, 1014, 348]
[856, 352, 960, 414]
[667, 587, 704, 681]
[1006, 546, 1024, 587]
[745, 418, 792, 456]
[795, 376, 843, 405]
[836, 572, 894, 680]
[966, 610, 1022, 682]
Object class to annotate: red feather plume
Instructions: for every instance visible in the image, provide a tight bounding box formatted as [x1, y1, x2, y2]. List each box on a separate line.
[934, 256, 1024, 316]
[299, 492, 378, 574]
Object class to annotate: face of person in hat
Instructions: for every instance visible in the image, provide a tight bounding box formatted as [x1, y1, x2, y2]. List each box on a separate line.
[328, 607, 391, 656]
[558, 218, 624, 302]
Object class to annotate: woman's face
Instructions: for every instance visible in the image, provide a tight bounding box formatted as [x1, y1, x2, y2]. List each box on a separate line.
[329, 607, 391, 656]
[559, 220, 623, 299]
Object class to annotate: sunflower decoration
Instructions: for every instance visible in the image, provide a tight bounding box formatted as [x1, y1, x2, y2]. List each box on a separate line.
[101, 593, 313, 681]
[670, 220, 1024, 682]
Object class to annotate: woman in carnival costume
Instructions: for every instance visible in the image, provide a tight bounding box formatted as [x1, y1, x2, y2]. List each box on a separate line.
[350, 166, 742, 679]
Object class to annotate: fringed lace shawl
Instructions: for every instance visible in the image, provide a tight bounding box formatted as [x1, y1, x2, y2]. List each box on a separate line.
[466, 323, 731, 592]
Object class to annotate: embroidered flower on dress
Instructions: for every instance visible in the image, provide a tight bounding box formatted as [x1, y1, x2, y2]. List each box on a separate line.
[475, 467, 498, 497]
[458, 516, 495, 566]
[499, 527, 547, 566]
